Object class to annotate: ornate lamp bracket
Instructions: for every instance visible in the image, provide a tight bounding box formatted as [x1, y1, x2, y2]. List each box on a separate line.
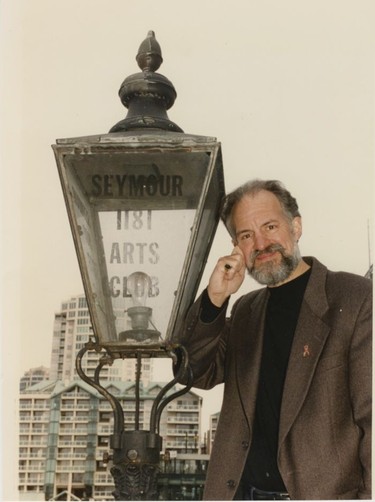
[76, 340, 193, 500]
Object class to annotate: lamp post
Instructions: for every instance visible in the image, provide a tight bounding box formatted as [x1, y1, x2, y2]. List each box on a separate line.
[53, 31, 225, 500]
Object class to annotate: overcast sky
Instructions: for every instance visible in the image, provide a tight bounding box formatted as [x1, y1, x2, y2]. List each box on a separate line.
[1, 1, 374, 499]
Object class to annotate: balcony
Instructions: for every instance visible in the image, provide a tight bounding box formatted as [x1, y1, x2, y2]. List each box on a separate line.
[19, 452, 46, 459]
[23, 476, 44, 484]
[31, 427, 49, 434]
[165, 441, 200, 450]
[59, 428, 88, 435]
[97, 425, 112, 434]
[31, 415, 49, 422]
[167, 404, 199, 411]
[19, 415, 32, 422]
[60, 403, 91, 410]
[167, 417, 199, 424]
[57, 452, 87, 459]
[33, 404, 50, 410]
[166, 429, 199, 436]
[19, 403, 33, 409]
[58, 440, 88, 447]
[19, 463, 45, 472]
[56, 465, 86, 472]
[19, 440, 47, 446]
[60, 415, 88, 423]
[95, 474, 114, 484]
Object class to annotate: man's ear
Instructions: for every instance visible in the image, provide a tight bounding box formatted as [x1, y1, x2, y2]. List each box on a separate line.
[292, 217, 302, 241]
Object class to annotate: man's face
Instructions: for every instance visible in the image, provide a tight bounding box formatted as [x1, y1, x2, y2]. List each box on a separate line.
[231, 190, 302, 286]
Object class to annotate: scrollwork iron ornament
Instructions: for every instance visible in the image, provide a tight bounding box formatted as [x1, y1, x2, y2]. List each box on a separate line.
[76, 341, 193, 500]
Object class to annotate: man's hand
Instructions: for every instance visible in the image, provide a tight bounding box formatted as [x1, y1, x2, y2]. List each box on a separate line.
[207, 246, 246, 307]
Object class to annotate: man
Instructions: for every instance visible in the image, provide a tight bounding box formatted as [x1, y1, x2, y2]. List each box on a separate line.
[176, 179, 372, 500]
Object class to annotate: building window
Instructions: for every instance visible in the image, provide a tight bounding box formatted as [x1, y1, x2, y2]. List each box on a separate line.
[78, 297, 87, 308]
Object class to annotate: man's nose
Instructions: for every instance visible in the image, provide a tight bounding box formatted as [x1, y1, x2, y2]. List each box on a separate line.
[253, 232, 270, 251]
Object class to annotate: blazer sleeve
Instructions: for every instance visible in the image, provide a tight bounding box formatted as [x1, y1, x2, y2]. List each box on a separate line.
[175, 292, 231, 389]
[349, 287, 372, 498]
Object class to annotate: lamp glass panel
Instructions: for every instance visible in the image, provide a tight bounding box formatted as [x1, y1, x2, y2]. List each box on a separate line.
[98, 208, 195, 343]
[62, 149, 213, 347]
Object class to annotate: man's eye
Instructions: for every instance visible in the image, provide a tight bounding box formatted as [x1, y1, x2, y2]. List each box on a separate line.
[240, 233, 251, 240]
[267, 224, 277, 231]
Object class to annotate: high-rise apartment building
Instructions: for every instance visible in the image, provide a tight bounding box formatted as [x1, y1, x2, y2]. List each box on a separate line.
[19, 366, 50, 391]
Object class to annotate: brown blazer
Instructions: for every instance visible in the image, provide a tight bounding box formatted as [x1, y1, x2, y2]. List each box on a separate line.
[178, 257, 372, 500]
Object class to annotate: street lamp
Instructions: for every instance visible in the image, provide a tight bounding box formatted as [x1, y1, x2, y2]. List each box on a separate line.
[53, 31, 224, 500]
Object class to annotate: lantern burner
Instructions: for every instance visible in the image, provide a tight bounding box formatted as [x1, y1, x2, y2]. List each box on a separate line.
[119, 306, 161, 343]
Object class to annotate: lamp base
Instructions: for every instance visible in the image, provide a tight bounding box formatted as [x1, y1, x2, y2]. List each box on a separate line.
[118, 329, 160, 344]
[111, 462, 159, 501]
[110, 430, 162, 501]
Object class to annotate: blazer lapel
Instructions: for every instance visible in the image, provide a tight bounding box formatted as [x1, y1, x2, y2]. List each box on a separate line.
[235, 288, 269, 429]
[278, 258, 330, 448]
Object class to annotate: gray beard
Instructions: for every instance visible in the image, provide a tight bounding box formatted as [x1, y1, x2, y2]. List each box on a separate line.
[248, 244, 300, 286]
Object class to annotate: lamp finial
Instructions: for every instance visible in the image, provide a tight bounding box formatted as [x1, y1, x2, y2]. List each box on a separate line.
[136, 31, 163, 73]
[110, 30, 182, 133]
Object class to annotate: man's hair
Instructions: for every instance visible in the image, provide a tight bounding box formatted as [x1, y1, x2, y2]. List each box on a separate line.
[220, 179, 301, 238]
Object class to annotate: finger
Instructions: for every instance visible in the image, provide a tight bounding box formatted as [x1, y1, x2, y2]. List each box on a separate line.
[219, 255, 236, 269]
[231, 245, 245, 258]
[222, 256, 243, 273]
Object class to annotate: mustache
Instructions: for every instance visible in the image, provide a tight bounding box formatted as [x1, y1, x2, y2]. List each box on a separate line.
[250, 243, 286, 261]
